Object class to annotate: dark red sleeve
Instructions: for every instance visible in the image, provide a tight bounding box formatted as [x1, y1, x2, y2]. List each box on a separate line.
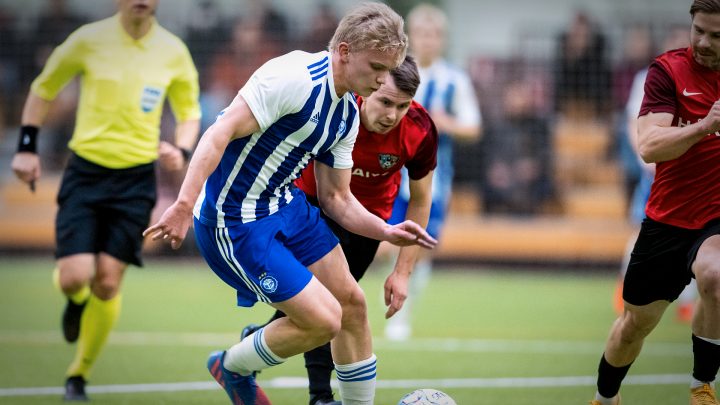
[639, 61, 677, 117]
[405, 108, 438, 180]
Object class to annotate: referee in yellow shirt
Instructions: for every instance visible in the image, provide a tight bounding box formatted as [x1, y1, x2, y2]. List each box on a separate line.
[10, 0, 200, 400]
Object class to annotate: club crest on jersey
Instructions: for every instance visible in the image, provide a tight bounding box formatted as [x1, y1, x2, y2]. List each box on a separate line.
[337, 120, 347, 137]
[140, 85, 163, 113]
[378, 154, 399, 169]
[259, 274, 278, 293]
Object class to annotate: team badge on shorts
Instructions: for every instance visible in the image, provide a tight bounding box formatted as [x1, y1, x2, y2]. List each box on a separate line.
[140, 85, 163, 113]
[378, 154, 399, 169]
[259, 274, 278, 293]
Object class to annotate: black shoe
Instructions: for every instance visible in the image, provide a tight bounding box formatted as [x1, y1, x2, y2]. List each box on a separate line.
[310, 393, 341, 405]
[63, 376, 88, 401]
[62, 299, 87, 343]
[240, 323, 260, 341]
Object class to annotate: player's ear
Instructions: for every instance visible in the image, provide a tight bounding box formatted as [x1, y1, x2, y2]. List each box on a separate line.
[338, 42, 351, 62]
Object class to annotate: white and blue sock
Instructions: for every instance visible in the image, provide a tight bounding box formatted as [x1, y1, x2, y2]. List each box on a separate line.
[335, 354, 377, 405]
[224, 328, 286, 376]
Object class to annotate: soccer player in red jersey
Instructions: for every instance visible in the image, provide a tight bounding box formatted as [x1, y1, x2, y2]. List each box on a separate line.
[243, 55, 437, 405]
[590, 1, 720, 404]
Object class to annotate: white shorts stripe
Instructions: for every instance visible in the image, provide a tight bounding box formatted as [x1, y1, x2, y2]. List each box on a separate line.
[214, 228, 270, 303]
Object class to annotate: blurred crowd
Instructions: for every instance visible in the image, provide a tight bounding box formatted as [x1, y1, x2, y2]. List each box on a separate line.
[0, 0, 690, 219]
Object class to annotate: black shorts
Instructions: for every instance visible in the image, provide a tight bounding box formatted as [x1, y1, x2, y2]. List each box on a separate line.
[55, 154, 156, 267]
[307, 195, 381, 281]
[623, 217, 720, 305]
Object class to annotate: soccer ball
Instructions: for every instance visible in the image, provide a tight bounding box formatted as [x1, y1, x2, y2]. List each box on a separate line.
[397, 388, 457, 405]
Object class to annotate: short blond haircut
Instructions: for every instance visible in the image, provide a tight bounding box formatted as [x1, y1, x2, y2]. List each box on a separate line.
[329, 2, 408, 66]
[407, 3, 447, 34]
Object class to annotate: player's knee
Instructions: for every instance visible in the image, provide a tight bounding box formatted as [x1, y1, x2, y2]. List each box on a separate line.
[695, 267, 720, 302]
[340, 286, 368, 324]
[91, 276, 121, 300]
[57, 270, 88, 294]
[618, 311, 657, 341]
[311, 308, 343, 344]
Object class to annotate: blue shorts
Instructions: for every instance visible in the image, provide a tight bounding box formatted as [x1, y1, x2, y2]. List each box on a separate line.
[194, 194, 339, 307]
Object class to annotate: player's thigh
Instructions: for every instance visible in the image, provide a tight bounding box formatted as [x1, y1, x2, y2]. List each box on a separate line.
[622, 300, 670, 335]
[271, 276, 341, 330]
[623, 218, 695, 306]
[309, 245, 366, 312]
[691, 234, 720, 293]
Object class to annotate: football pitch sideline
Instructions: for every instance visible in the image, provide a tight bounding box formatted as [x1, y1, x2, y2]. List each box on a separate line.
[0, 257, 692, 404]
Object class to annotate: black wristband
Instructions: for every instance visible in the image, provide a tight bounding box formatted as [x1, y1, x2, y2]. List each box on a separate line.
[179, 147, 192, 163]
[18, 125, 39, 153]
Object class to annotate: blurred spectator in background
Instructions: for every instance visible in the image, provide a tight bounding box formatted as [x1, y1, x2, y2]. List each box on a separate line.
[553, 11, 612, 121]
[200, 4, 289, 131]
[481, 77, 555, 215]
[184, 0, 230, 85]
[385, 3, 481, 341]
[612, 23, 655, 210]
[0, 6, 21, 130]
[302, 2, 339, 52]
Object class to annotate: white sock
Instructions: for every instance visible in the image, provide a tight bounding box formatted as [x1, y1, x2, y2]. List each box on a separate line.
[697, 336, 720, 345]
[335, 354, 377, 405]
[594, 392, 617, 405]
[691, 378, 715, 389]
[224, 327, 285, 376]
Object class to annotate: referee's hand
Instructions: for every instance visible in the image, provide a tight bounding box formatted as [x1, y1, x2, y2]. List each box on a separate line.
[11, 152, 40, 192]
[158, 141, 185, 171]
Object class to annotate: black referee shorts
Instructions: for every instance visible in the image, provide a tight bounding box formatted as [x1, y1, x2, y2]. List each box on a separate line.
[623, 217, 720, 306]
[55, 153, 156, 267]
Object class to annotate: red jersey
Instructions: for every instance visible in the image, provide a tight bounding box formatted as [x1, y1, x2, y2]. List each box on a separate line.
[640, 47, 720, 229]
[295, 98, 438, 220]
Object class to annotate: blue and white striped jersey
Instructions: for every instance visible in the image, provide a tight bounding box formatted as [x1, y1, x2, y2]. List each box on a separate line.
[397, 58, 481, 202]
[415, 58, 481, 134]
[194, 50, 359, 226]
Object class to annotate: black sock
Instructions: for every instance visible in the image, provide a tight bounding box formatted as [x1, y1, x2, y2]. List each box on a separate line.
[304, 342, 334, 402]
[693, 334, 720, 383]
[597, 354, 633, 398]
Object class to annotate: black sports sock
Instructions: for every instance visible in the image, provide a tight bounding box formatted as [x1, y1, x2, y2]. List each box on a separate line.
[596, 354, 633, 399]
[693, 334, 720, 383]
[304, 342, 334, 401]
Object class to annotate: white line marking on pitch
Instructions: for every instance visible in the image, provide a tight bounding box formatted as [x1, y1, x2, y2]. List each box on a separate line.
[0, 331, 691, 357]
[0, 374, 690, 397]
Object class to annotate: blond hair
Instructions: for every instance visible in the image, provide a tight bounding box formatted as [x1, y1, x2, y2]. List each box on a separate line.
[329, 2, 407, 64]
[407, 3, 447, 34]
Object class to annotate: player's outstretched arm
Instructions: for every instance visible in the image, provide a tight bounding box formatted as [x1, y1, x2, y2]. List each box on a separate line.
[384, 171, 434, 318]
[314, 161, 437, 249]
[143, 95, 260, 249]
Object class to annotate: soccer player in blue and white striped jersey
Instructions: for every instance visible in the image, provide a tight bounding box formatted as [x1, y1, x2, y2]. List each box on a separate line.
[145, 3, 437, 405]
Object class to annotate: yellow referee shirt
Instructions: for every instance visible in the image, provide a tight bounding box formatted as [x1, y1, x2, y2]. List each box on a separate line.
[31, 14, 201, 169]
